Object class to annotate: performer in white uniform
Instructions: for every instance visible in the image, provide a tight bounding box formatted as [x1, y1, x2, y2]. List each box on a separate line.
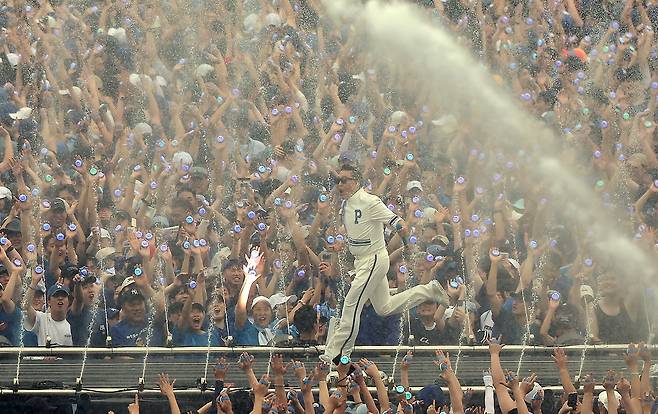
[322, 164, 449, 364]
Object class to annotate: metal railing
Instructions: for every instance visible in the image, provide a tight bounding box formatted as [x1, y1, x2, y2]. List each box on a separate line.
[0, 343, 650, 356]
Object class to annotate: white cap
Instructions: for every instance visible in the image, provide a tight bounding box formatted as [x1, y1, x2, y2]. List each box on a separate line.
[88, 228, 112, 241]
[96, 246, 117, 262]
[508, 258, 521, 270]
[524, 382, 544, 403]
[119, 276, 135, 292]
[173, 151, 193, 168]
[269, 293, 298, 307]
[390, 111, 407, 124]
[431, 114, 458, 134]
[598, 391, 621, 410]
[251, 295, 272, 309]
[265, 12, 283, 26]
[5, 53, 20, 67]
[196, 63, 215, 77]
[243, 13, 261, 33]
[133, 122, 152, 137]
[129, 73, 142, 86]
[406, 180, 423, 192]
[107, 27, 127, 43]
[155, 75, 167, 87]
[0, 187, 12, 200]
[9, 107, 32, 120]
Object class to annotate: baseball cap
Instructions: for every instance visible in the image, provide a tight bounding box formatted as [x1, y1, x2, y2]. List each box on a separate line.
[427, 244, 447, 257]
[598, 391, 622, 410]
[47, 284, 70, 299]
[119, 287, 145, 304]
[0, 186, 11, 200]
[87, 228, 112, 241]
[9, 106, 32, 120]
[251, 295, 272, 309]
[118, 276, 136, 293]
[416, 384, 445, 408]
[172, 151, 193, 168]
[190, 166, 208, 178]
[51, 197, 67, 212]
[269, 293, 297, 307]
[265, 12, 282, 26]
[406, 181, 423, 192]
[96, 247, 117, 262]
[524, 382, 544, 403]
[0, 218, 21, 234]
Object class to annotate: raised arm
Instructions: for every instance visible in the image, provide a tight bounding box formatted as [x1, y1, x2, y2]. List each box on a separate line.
[488, 339, 516, 413]
[552, 347, 577, 394]
[235, 249, 263, 329]
[435, 350, 464, 414]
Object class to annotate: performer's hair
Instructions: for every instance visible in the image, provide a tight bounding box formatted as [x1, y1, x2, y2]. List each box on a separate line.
[338, 163, 363, 182]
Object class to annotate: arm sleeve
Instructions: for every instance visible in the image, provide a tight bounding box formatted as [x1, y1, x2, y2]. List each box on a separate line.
[366, 198, 401, 226]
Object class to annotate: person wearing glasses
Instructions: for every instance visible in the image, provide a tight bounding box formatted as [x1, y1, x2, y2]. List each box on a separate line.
[321, 164, 449, 365]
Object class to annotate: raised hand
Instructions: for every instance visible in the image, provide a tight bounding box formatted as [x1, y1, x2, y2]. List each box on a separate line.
[253, 374, 270, 398]
[433, 349, 453, 378]
[216, 390, 233, 414]
[314, 361, 330, 381]
[488, 336, 504, 355]
[127, 394, 140, 414]
[625, 343, 640, 370]
[214, 357, 229, 380]
[401, 350, 413, 369]
[552, 347, 568, 369]
[270, 354, 288, 376]
[291, 360, 307, 380]
[243, 247, 263, 279]
[520, 373, 537, 394]
[602, 370, 617, 390]
[157, 373, 176, 396]
[237, 352, 254, 371]
[637, 342, 651, 362]
[358, 358, 380, 378]
[582, 374, 596, 393]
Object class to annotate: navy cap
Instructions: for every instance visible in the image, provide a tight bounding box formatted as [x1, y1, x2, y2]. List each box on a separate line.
[0, 218, 21, 234]
[119, 287, 145, 305]
[47, 284, 70, 299]
[416, 384, 446, 408]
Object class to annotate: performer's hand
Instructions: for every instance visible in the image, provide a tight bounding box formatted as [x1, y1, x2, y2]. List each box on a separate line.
[395, 219, 409, 239]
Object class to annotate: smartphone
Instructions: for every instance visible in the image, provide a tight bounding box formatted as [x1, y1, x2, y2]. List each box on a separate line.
[567, 392, 578, 408]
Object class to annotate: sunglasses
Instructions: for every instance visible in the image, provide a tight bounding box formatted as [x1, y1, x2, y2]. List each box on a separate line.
[336, 177, 355, 184]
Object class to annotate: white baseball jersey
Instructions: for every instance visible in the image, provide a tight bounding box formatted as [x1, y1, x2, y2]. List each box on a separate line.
[341, 188, 401, 257]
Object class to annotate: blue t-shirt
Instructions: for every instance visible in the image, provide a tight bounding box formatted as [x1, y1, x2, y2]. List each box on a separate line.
[235, 320, 260, 346]
[110, 319, 164, 347]
[0, 306, 21, 345]
[356, 304, 401, 346]
[67, 308, 92, 346]
[172, 325, 209, 347]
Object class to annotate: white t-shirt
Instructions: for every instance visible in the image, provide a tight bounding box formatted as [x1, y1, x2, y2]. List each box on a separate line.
[341, 188, 401, 257]
[25, 311, 73, 346]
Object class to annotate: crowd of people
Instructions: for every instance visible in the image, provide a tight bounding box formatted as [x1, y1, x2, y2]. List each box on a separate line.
[0, 0, 656, 353]
[93, 342, 652, 414]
